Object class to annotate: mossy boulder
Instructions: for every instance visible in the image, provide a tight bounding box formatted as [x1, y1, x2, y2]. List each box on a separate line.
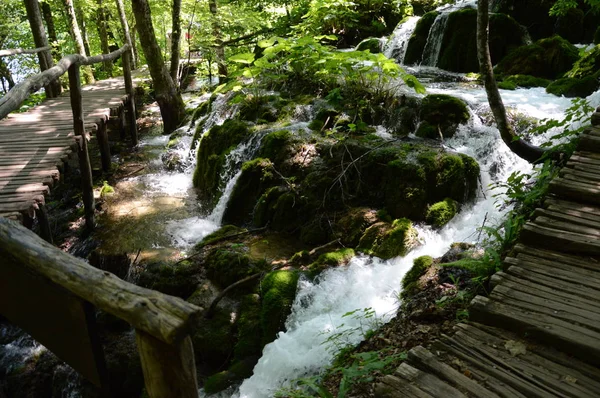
[426, 198, 458, 228]
[191, 306, 236, 370]
[222, 158, 276, 225]
[203, 359, 257, 394]
[498, 75, 551, 90]
[193, 120, 251, 205]
[566, 45, 600, 79]
[401, 255, 434, 298]
[495, 36, 579, 80]
[237, 94, 285, 123]
[416, 94, 470, 139]
[357, 218, 419, 259]
[203, 243, 269, 288]
[260, 270, 300, 345]
[308, 248, 355, 275]
[195, 225, 246, 249]
[335, 208, 378, 246]
[356, 37, 383, 53]
[411, 0, 452, 15]
[136, 261, 200, 299]
[546, 76, 600, 98]
[233, 294, 263, 360]
[258, 130, 294, 166]
[404, 11, 439, 65]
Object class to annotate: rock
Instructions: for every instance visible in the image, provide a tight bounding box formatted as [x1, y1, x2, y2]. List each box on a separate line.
[191, 305, 236, 371]
[260, 270, 300, 345]
[495, 35, 579, 80]
[546, 76, 600, 98]
[440, 242, 475, 263]
[401, 255, 434, 299]
[192, 120, 251, 205]
[356, 37, 383, 53]
[416, 94, 470, 139]
[566, 45, 600, 79]
[357, 218, 419, 259]
[491, 0, 555, 41]
[203, 243, 269, 288]
[234, 294, 263, 359]
[404, 11, 439, 65]
[308, 248, 355, 275]
[136, 261, 200, 299]
[334, 208, 378, 246]
[498, 75, 551, 90]
[237, 94, 284, 123]
[426, 198, 458, 228]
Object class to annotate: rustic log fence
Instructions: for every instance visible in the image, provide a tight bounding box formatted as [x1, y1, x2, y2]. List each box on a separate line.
[0, 44, 138, 229]
[0, 216, 201, 397]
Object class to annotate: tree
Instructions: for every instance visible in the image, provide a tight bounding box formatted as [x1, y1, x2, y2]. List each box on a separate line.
[63, 0, 95, 84]
[96, 0, 113, 75]
[209, 0, 227, 78]
[170, 0, 182, 84]
[131, 0, 186, 133]
[477, 0, 545, 163]
[40, 0, 61, 59]
[23, 0, 62, 97]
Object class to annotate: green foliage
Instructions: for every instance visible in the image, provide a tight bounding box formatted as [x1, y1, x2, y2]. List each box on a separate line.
[100, 181, 115, 197]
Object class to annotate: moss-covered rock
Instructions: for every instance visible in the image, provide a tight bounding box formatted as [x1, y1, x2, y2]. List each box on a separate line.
[426, 198, 458, 228]
[495, 36, 579, 79]
[258, 130, 293, 165]
[499, 75, 551, 89]
[546, 76, 600, 98]
[566, 45, 600, 79]
[237, 94, 285, 123]
[416, 94, 469, 139]
[203, 243, 269, 288]
[401, 255, 434, 297]
[222, 158, 276, 225]
[260, 270, 300, 345]
[404, 11, 439, 65]
[195, 225, 246, 249]
[357, 218, 418, 259]
[193, 120, 251, 205]
[335, 208, 378, 246]
[356, 37, 383, 53]
[136, 261, 200, 299]
[191, 305, 236, 370]
[233, 294, 263, 359]
[308, 248, 355, 275]
[203, 359, 257, 394]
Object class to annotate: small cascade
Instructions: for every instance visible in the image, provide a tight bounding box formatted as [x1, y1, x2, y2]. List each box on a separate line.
[384, 16, 420, 63]
[420, 13, 449, 67]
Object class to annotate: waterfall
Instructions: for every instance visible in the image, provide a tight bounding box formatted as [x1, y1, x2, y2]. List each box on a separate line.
[384, 16, 420, 64]
[420, 13, 449, 67]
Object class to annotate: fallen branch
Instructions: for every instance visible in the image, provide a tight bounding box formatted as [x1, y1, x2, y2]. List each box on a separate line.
[122, 166, 146, 178]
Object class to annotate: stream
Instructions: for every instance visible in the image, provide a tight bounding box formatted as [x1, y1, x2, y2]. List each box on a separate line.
[2, 1, 600, 396]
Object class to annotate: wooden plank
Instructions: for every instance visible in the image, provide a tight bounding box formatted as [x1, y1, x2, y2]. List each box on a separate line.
[544, 198, 600, 216]
[514, 252, 600, 279]
[470, 296, 600, 365]
[520, 222, 600, 255]
[393, 363, 466, 398]
[376, 374, 434, 398]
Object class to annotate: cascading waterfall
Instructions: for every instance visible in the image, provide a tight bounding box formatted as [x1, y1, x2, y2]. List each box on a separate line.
[384, 16, 420, 63]
[231, 84, 599, 397]
[420, 13, 450, 67]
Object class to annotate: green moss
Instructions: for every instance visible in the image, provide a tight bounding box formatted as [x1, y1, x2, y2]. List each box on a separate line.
[260, 270, 300, 345]
[193, 120, 251, 204]
[495, 35, 579, 79]
[402, 255, 434, 290]
[204, 244, 268, 288]
[137, 262, 199, 299]
[191, 307, 235, 370]
[308, 248, 355, 275]
[356, 37, 382, 53]
[498, 81, 517, 90]
[195, 225, 245, 249]
[404, 11, 439, 65]
[426, 198, 458, 228]
[259, 130, 292, 164]
[335, 208, 378, 246]
[233, 294, 262, 359]
[357, 219, 418, 260]
[238, 94, 278, 122]
[546, 76, 600, 98]
[501, 75, 551, 89]
[417, 94, 469, 138]
[252, 186, 286, 228]
[203, 371, 235, 394]
[222, 158, 276, 225]
[566, 44, 600, 79]
[437, 154, 479, 201]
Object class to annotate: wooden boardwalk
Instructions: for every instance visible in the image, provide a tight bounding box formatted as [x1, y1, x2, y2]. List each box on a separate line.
[0, 77, 130, 224]
[377, 112, 600, 397]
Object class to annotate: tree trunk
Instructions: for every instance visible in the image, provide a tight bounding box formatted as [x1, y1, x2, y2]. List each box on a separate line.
[76, 8, 92, 56]
[0, 58, 15, 90]
[131, 24, 139, 68]
[477, 0, 545, 163]
[23, 0, 62, 97]
[40, 1, 61, 60]
[63, 0, 95, 84]
[170, 0, 182, 85]
[208, 0, 227, 78]
[114, 0, 137, 69]
[96, 0, 113, 75]
[131, 0, 186, 134]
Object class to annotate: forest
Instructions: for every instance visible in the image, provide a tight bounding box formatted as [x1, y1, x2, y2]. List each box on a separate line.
[1, 0, 600, 397]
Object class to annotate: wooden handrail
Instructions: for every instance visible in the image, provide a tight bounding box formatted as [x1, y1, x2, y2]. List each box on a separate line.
[0, 217, 201, 344]
[0, 45, 52, 57]
[0, 44, 129, 119]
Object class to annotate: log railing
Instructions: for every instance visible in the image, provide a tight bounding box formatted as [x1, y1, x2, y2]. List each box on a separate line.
[0, 44, 138, 228]
[0, 217, 201, 397]
[0, 45, 52, 58]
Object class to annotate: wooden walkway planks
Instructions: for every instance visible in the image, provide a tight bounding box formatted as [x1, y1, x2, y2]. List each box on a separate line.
[378, 109, 600, 397]
[0, 77, 130, 221]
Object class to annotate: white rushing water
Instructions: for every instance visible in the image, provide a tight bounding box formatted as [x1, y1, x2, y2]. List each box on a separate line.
[384, 16, 420, 63]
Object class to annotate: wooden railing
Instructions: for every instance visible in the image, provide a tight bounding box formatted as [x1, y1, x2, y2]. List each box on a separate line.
[0, 44, 138, 228]
[0, 217, 201, 397]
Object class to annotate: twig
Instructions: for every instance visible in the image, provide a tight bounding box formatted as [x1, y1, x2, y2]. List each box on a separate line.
[477, 212, 488, 244]
[121, 166, 145, 178]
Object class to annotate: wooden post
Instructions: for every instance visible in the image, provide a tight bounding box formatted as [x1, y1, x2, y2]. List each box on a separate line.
[118, 107, 126, 141]
[35, 203, 53, 244]
[68, 63, 95, 229]
[136, 331, 199, 398]
[96, 120, 112, 172]
[122, 51, 138, 146]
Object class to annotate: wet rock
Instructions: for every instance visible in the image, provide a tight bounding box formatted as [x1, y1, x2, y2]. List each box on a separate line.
[356, 37, 383, 53]
[260, 270, 300, 345]
[440, 242, 475, 263]
[357, 218, 419, 259]
[136, 261, 201, 299]
[416, 94, 469, 139]
[334, 208, 378, 247]
[308, 248, 355, 276]
[546, 76, 600, 98]
[426, 198, 458, 228]
[404, 11, 439, 65]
